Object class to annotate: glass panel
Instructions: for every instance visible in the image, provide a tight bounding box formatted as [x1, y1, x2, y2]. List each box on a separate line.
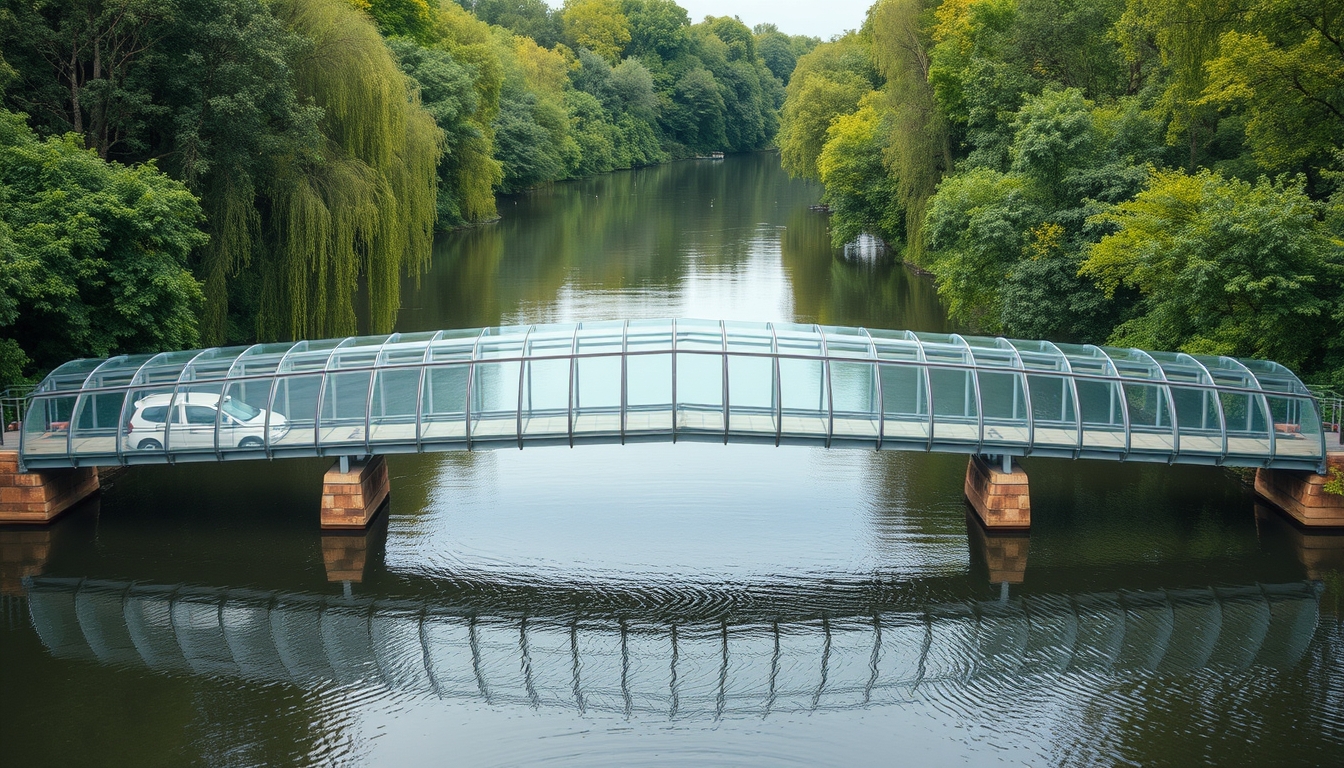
[421, 364, 469, 443]
[624, 320, 673, 434]
[267, 375, 322, 450]
[22, 395, 77, 458]
[1027, 374, 1078, 449]
[977, 370, 1027, 447]
[1124, 383, 1175, 455]
[929, 368, 977, 445]
[519, 328, 573, 440]
[69, 391, 127, 457]
[469, 361, 520, 441]
[726, 323, 774, 436]
[122, 387, 177, 455]
[879, 363, 930, 444]
[1075, 379, 1126, 451]
[1169, 385, 1222, 456]
[830, 361, 878, 439]
[675, 320, 724, 435]
[218, 378, 277, 455]
[319, 371, 373, 448]
[180, 347, 251, 383]
[167, 384, 229, 455]
[228, 343, 299, 378]
[776, 326, 825, 440]
[1221, 390, 1270, 458]
[573, 323, 623, 438]
[1268, 395, 1323, 460]
[36, 359, 104, 394]
[367, 368, 421, 446]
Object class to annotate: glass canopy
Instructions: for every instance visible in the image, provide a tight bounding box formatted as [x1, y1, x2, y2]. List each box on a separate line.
[19, 319, 1328, 472]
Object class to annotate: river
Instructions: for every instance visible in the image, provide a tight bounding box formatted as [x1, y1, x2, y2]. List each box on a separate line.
[2, 152, 1342, 767]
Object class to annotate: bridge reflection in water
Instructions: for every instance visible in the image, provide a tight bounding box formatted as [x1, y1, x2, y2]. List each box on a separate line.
[24, 577, 1321, 719]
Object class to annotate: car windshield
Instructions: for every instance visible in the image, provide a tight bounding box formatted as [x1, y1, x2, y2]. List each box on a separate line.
[220, 398, 262, 422]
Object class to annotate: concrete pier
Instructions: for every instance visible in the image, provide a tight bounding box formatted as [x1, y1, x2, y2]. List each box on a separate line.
[1255, 451, 1344, 528]
[964, 455, 1031, 531]
[0, 450, 99, 524]
[320, 455, 390, 529]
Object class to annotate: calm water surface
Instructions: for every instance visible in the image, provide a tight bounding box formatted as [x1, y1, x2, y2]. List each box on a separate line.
[3, 153, 1342, 767]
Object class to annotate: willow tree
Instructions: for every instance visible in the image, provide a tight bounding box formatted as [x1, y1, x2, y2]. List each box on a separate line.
[255, 0, 441, 339]
[870, 0, 952, 264]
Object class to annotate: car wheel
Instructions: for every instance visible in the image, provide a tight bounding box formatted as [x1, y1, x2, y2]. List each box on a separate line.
[137, 439, 163, 451]
[239, 437, 264, 449]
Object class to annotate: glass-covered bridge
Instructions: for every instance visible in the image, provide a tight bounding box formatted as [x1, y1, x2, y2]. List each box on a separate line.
[17, 319, 1329, 472]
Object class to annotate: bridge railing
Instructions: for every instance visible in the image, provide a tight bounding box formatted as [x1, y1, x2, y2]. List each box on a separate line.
[16, 321, 1329, 471]
[1308, 385, 1342, 440]
[0, 385, 33, 448]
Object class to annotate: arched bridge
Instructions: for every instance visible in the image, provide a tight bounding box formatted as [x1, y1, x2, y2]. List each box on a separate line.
[16, 319, 1329, 472]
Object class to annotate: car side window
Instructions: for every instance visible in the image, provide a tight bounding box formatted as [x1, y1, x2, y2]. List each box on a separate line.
[140, 406, 168, 423]
[185, 405, 217, 425]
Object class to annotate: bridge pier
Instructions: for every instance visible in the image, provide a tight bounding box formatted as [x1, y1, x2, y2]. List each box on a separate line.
[0, 450, 99, 524]
[320, 455, 390, 529]
[964, 454, 1031, 531]
[1254, 452, 1344, 528]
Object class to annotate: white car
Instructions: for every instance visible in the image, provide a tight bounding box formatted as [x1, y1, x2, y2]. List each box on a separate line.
[124, 392, 287, 451]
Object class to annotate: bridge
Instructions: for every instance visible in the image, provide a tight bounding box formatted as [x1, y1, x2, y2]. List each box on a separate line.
[20, 575, 1323, 719]
[4, 319, 1339, 528]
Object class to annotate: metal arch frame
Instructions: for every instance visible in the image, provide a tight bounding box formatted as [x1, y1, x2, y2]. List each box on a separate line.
[948, 335, 984, 454]
[816, 325, 835, 449]
[1086, 345, 1131, 460]
[619, 321, 629, 445]
[166, 347, 223, 463]
[363, 334, 403, 457]
[1127, 348, 1181, 463]
[566, 324, 581, 449]
[313, 338, 358, 453]
[264, 341, 309, 460]
[464, 328, 490, 452]
[720, 321, 730, 444]
[906, 333, 935, 452]
[859, 328, 884, 451]
[125, 352, 177, 462]
[1181, 354, 1229, 465]
[769, 323, 782, 447]
[1218, 356, 1277, 466]
[515, 326, 536, 450]
[993, 337, 1034, 455]
[68, 355, 133, 467]
[670, 319, 678, 444]
[1037, 340, 1085, 460]
[217, 344, 267, 460]
[413, 330, 449, 453]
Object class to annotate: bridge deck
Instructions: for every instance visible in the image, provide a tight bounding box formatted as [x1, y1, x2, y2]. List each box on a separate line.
[18, 319, 1329, 471]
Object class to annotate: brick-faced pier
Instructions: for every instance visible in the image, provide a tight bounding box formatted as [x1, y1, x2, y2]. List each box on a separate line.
[964, 455, 1031, 531]
[320, 455, 390, 529]
[1255, 451, 1344, 528]
[0, 450, 99, 524]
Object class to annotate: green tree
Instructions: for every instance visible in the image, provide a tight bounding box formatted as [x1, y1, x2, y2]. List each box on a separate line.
[0, 108, 205, 375]
[562, 0, 631, 62]
[777, 33, 875, 180]
[1201, 0, 1344, 173]
[1081, 169, 1341, 370]
[816, 96, 904, 248]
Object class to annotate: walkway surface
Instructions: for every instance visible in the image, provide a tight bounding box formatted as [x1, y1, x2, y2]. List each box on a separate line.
[16, 319, 1331, 471]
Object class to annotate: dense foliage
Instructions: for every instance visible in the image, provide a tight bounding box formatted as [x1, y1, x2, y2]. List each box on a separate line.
[781, 0, 1344, 388]
[0, 0, 811, 380]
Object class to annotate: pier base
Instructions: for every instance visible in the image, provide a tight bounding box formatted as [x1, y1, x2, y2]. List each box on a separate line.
[320, 455, 389, 529]
[1255, 453, 1344, 528]
[964, 455, 1031, 531]
[0, 450, 99, 524]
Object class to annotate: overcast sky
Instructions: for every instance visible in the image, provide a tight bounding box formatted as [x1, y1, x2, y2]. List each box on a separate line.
[672, 1, 873, 41]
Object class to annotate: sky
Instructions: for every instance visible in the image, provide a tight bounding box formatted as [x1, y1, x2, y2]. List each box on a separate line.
[667, 1, 873, 41]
